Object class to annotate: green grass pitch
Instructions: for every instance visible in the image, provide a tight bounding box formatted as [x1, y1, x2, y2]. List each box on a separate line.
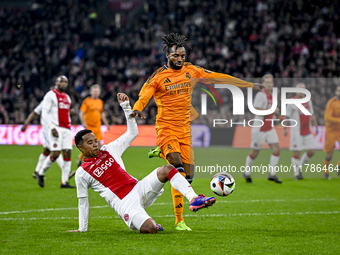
[0, 145, 339, 254]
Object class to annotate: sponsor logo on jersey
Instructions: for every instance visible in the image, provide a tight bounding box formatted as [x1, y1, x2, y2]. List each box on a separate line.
[59, 102, 70, 109]
[164, 82, 190, 91]
[93, 157, 115, 178]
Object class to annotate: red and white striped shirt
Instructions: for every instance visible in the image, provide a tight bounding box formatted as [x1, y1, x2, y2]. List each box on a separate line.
[75, 102, 138, 232]
[42, 88, 71, 130]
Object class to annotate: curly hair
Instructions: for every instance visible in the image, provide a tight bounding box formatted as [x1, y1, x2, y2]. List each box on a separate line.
[162, 33, 191, 53]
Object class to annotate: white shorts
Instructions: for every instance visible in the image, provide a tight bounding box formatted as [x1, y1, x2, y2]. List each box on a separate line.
[290, 133, 315, 151]
[42, 126, 50, 150]
[48, 126, 72, 151]
[251, 128, 279, 150]
[115, 168, 164, 231]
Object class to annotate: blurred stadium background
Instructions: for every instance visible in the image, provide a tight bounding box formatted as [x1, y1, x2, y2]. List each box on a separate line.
[0, 0, 339, 135]
[1, 1, 340, 254]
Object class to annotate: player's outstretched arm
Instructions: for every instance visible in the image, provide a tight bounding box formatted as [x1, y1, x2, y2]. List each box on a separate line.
[101, 111, 111, 131]
[103, 93, 139, 156]
[253, 83, 264, 91]
[130, 110, 145, 119]
[21, 111, 38, 132]
[67, 197, 89, 232]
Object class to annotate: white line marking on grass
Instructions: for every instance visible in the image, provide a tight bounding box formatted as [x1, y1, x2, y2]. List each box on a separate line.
[0, 205, 108, 215]
[152, 197, 337, 206]
[0, 198, 337, 215]
[1, 211, 339, 221]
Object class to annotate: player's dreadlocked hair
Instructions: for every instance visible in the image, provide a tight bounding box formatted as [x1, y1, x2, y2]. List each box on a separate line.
[162, 33, 191, 53]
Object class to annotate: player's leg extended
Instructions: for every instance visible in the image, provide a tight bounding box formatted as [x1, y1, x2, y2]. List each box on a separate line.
[292, 151, 302, 179]
[169, 137, 194, 230]
[166, 152, 188, 230]
[37, 150, 60, 187]
[266, 129, 282, 183]
[33, 147, 50, 178]
[298, 134, 316, 178]
[268, 142, 282, 183]
[158, 129, 190, 230]
[244, 149, 260, 183]
[245, 128, 264, 182]
[300, 150, 315, 167]
[290, 133, 303, 179]
[323, 132, 336, 179]
[156, 165, 216, 212]
[324, 151, 333, 179]
[61, 149, 75, 188]
[61, 129, 75, 188]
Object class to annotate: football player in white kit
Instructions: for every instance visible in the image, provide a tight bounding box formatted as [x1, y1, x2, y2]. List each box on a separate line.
[37, 75, 74, 188]
[21, 100, 64, 178]
[244, 74, 282, 183]
[67, 93, 216, 233]
[284, 83, 318, 180]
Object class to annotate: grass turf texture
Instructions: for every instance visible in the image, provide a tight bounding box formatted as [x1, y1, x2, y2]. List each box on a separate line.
[0, 145, 339, 254]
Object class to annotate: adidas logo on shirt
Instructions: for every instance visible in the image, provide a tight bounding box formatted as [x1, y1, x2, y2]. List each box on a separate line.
[164, 78, 171, 83]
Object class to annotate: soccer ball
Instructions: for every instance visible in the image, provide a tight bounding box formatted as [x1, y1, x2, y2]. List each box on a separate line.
[210, 172, 235, 196]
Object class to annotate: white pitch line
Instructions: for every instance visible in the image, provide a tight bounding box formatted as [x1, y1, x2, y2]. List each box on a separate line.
[152, 197, 337, 206]
[0, 205, 108, 215]
[1, 211, 339, 221]
[0, 198, 337, 215]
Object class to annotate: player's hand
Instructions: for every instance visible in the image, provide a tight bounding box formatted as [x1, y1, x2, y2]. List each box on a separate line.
[106, 125, 111, 131]
[253, 83, 264, 91]
[70, 109, 75, 115]
[52, 128, 59, 138]
[130, 110, 146, 119]
[21, 125, 27, 132]
[283, 128, 288, 137]
[117, 93, 129, 104]
[314, 127, 319, 136]
[66, 230, 80, 232]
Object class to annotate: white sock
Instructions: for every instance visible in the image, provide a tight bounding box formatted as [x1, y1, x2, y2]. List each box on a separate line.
[55, 155, 64, 170]
[35, 153, 47, 173]
[291, 157, 301, 176]
[300, 152, 311, 165]
[245, 155, 254, 177]
[62, 160, 71, 184]
[39, 155, 55, 175]
[169, 172, 198, 202]
[269, 154, 280, 176]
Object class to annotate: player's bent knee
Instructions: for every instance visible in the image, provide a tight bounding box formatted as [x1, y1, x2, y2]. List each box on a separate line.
[161, 164, 174, 174]
[307, 150, 315, 156]
[273, 148, 281, 155]
[157, 164, 174, 183]
[139, 219, 157, 234]
[51, 151, 61, 160]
